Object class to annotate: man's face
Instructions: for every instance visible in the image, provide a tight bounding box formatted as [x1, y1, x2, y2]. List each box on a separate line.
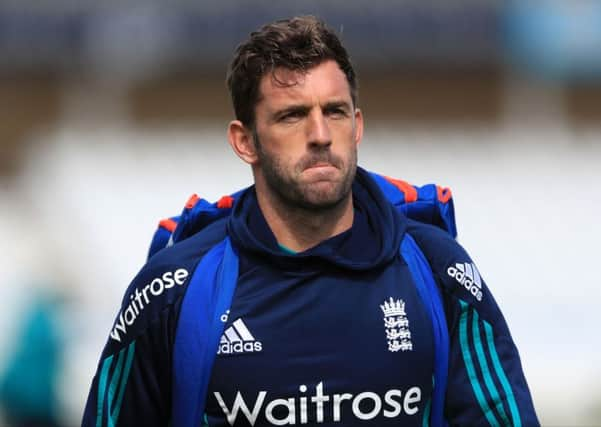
[251, 60, 363, 210]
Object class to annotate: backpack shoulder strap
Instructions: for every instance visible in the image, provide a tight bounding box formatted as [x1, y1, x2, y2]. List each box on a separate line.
[401, 233, 449, 427]
[172, 237, 239, 427]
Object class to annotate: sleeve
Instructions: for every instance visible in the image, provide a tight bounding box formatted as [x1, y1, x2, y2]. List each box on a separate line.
[81, 262, 192, 427]
[410, 223, 540, 427]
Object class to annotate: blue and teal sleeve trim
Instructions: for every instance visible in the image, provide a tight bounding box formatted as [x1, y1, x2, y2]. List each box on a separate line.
[458, 300, 522, 427]
[401, 233, 449, 427]
[172, 237, 239, 427]
[96, 341, 136, 427]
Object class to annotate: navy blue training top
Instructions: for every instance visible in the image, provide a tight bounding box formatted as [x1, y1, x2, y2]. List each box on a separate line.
[82, 167, 539, 427]
[204, 176, 435, 426]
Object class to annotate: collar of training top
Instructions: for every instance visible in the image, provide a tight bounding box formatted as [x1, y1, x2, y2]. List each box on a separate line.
[226, 167, 406, 272]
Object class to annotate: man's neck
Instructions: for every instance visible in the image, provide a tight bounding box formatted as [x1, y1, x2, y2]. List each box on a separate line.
[255, 189, 354, 253]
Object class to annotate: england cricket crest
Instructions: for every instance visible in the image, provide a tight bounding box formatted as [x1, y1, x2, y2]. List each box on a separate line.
[380, 297, 413, 352]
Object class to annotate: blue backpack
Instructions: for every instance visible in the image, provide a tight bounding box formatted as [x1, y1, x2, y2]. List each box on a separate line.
[148, 172, 456, 427]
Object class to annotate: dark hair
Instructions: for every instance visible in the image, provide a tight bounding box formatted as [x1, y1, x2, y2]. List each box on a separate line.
[226, 15, 357, 129]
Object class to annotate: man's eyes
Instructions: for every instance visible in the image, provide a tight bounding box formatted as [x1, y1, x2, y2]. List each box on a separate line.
[279, 110, 305, 122]
[325, 107, 349, 118]
[276, 106, 349, 123]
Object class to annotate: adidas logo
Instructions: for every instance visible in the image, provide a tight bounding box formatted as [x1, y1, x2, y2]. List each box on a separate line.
[447, 262, 483, 301]
[218, 318, 263, 355]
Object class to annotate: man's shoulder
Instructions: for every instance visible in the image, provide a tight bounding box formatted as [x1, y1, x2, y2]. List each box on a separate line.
[405, 219, 484, 304]
[106, 218, 229, 349]
[405, 219, 459, 256]
[404, 218, 465, 274]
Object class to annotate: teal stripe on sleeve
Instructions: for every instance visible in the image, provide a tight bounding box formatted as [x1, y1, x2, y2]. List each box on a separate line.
[484, 321, 522, 427]
[96, 354, 114, 427]
[472, 311, 511, 426]
[422, 398, 432, 427]
[106, 347, 126, 424]
[110, 341, 136, 426]
[422, 375, 434, 427]
[459, 300, 500, 427]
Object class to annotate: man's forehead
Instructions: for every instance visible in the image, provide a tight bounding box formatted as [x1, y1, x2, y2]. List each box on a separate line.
[257, 60, 352, 107]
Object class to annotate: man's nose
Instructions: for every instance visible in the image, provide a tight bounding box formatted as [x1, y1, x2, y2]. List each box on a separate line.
[306, 110, 331, 147]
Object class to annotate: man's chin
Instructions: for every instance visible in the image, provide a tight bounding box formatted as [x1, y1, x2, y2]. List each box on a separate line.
[296, 184, 350, 210]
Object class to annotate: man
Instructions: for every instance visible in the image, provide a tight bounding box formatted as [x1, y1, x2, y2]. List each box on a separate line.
[83, 16, 539, 427]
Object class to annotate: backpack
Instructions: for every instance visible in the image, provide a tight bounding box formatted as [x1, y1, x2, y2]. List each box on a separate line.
[148, 172, 456, 427]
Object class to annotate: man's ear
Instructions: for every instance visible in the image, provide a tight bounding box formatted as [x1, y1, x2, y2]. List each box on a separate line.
[227, 120, 258, 165]
[354, 108, 364, 147]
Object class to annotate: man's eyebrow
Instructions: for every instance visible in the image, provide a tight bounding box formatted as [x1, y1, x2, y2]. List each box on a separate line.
[323, 100, 352, 111]
[270, 100, 353, 121]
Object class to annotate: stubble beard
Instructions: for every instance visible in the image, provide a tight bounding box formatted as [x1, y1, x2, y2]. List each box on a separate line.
[253, 132, 357, 213]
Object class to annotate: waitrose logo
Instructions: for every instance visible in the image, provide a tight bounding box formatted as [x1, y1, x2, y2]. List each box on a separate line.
[110, 269, 189, 342]
[214, 382, 422, 425]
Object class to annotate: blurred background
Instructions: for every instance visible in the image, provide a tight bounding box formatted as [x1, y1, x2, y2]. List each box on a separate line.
[1, 1, 600, 426]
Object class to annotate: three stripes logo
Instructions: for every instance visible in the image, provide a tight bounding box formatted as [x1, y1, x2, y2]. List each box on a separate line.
[218, 318, 263, 355]
[96, 341, 136, 426]
[447, 262, 483, 301]
[458, 300, 521, 426]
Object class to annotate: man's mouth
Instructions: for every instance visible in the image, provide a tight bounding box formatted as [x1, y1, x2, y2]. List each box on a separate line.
[306, 162, 334, 170]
